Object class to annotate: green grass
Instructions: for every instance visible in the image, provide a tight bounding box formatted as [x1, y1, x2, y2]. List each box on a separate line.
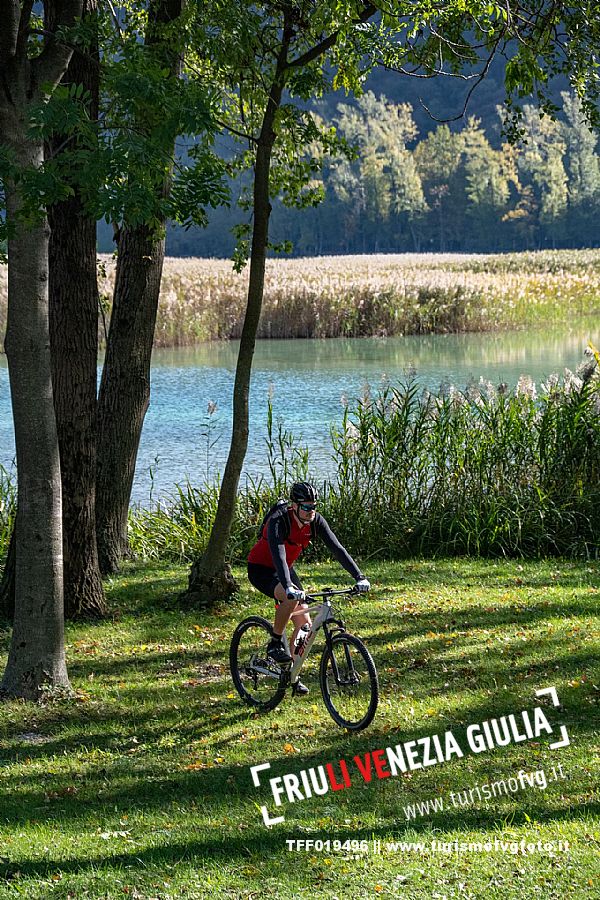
[0, 558, 598, 899]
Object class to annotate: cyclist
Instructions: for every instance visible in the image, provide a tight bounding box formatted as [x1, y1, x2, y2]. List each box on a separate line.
[247, 481, 370, 694]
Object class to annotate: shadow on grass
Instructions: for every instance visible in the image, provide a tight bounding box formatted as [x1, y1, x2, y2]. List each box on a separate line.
[0, 676, 596, 829]
[65, 647, 222, 680]
[1, 624, 594, 761]
[341, 582, 598, 656]
[0, 779, 597, 884]
[1, 598, 596, 773]
[0, 677, 252, 765]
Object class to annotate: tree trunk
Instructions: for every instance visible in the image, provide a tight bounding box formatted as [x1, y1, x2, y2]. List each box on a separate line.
[95, 0, 185, 575]
[1, 169, 107, 622]
[47, 0, 106, 619]
[49, 201, 106, 618]
[0, 0, 82, 699]
[1, 148, 70, 699]
[96, 227, 166, 572]
[183, 66, 288, 605]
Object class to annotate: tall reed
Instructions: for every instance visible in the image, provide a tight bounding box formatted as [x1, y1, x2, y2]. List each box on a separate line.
[3, 251, 599, 348]
[2, 355, 597, 569]
[326, 360, 600, 559]
[120, 251, 600, 344]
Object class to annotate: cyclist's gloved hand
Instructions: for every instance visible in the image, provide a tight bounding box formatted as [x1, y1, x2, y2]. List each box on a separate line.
[355, 577, 370, 593]
[286, 585, 305, 602]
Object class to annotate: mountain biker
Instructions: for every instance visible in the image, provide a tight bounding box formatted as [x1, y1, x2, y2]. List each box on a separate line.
[247, 481, 370, 695]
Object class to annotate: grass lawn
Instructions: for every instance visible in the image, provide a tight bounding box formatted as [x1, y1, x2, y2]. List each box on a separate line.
[0, 558, 598, 899]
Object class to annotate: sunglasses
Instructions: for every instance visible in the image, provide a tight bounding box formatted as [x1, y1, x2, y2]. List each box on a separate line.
[298, 503, 317, 512]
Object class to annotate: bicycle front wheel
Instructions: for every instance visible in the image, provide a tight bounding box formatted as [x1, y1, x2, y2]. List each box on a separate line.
[319, 633, 378, 731]
[229, 616, 286, 711]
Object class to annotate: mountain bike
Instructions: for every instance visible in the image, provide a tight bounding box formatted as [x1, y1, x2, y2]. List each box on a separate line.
[229, 586, 379, 731]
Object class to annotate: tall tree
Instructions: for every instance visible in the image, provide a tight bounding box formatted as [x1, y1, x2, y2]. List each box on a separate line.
[518, 105, 568, 247]
[0, 0, 82, 699]
[561, 91, 600, 245]
[1, 0, 225, 597]
[328, 154, 367, 251]
[334, 92, 426, 250]
[334, 93, 393, 247]
[183, 0, 380, 604]
[462, 117, 511, 249]
[414, 125, 465, 251]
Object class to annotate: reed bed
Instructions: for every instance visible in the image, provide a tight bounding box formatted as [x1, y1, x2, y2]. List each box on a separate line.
[2, 250, 600, 348]
[127, 348, 600, 564]
[122, 250, 600, 345]
[326, 359, 600, 560]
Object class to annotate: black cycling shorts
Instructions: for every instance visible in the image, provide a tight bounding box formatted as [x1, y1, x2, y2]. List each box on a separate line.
[247, 563, 303, 602]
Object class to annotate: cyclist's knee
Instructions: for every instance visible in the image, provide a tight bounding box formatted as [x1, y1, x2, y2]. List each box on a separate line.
[294, 605, 311, 628]
[274, 583, 290, 606]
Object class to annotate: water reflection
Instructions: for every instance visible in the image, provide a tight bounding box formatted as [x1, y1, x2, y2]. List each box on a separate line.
[1, 320, 598, 504]
[151, 322, 599, 378]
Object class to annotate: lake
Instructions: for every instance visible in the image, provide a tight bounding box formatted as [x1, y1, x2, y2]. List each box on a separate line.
[1, 321, 598, 504]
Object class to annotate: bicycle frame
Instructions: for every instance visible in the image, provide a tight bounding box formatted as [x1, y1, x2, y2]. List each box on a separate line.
[230, 583, 377, 730]
[284, 587, 355, 685]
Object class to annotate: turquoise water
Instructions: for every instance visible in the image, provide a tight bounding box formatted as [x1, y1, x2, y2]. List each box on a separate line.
[1, 324, 598, 503]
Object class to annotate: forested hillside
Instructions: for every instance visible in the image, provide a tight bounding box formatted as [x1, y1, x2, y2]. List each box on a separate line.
[97, 65, 597, 258]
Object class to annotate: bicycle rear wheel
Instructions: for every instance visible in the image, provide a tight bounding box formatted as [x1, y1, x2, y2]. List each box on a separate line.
[319, 633, 378, 731]
[229, 616, 286, 711]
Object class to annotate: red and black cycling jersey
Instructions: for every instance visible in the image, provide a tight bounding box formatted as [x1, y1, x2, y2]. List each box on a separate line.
[247, 504, 363, 590]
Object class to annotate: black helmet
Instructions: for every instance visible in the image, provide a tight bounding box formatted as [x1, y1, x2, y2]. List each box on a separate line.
[290, 481, 318, 503]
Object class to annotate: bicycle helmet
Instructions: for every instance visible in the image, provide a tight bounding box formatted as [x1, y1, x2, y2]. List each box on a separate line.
[290, 481, 318, 504]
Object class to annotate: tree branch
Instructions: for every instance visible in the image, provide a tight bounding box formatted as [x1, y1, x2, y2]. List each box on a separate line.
[184, 59, 259, 142]
[0, 0, 20, 60]
[28, 27, 101, 71]
[428, 27, 484, 55]
[214, 117, 258, 144]
[419, 39, 501, 124]
[287, 2, 378, 69]
[105, 0, 124, 36]
[379, 60, 484, 80]
[32, 0, 83, 95]
[16, 0, 35, 57]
